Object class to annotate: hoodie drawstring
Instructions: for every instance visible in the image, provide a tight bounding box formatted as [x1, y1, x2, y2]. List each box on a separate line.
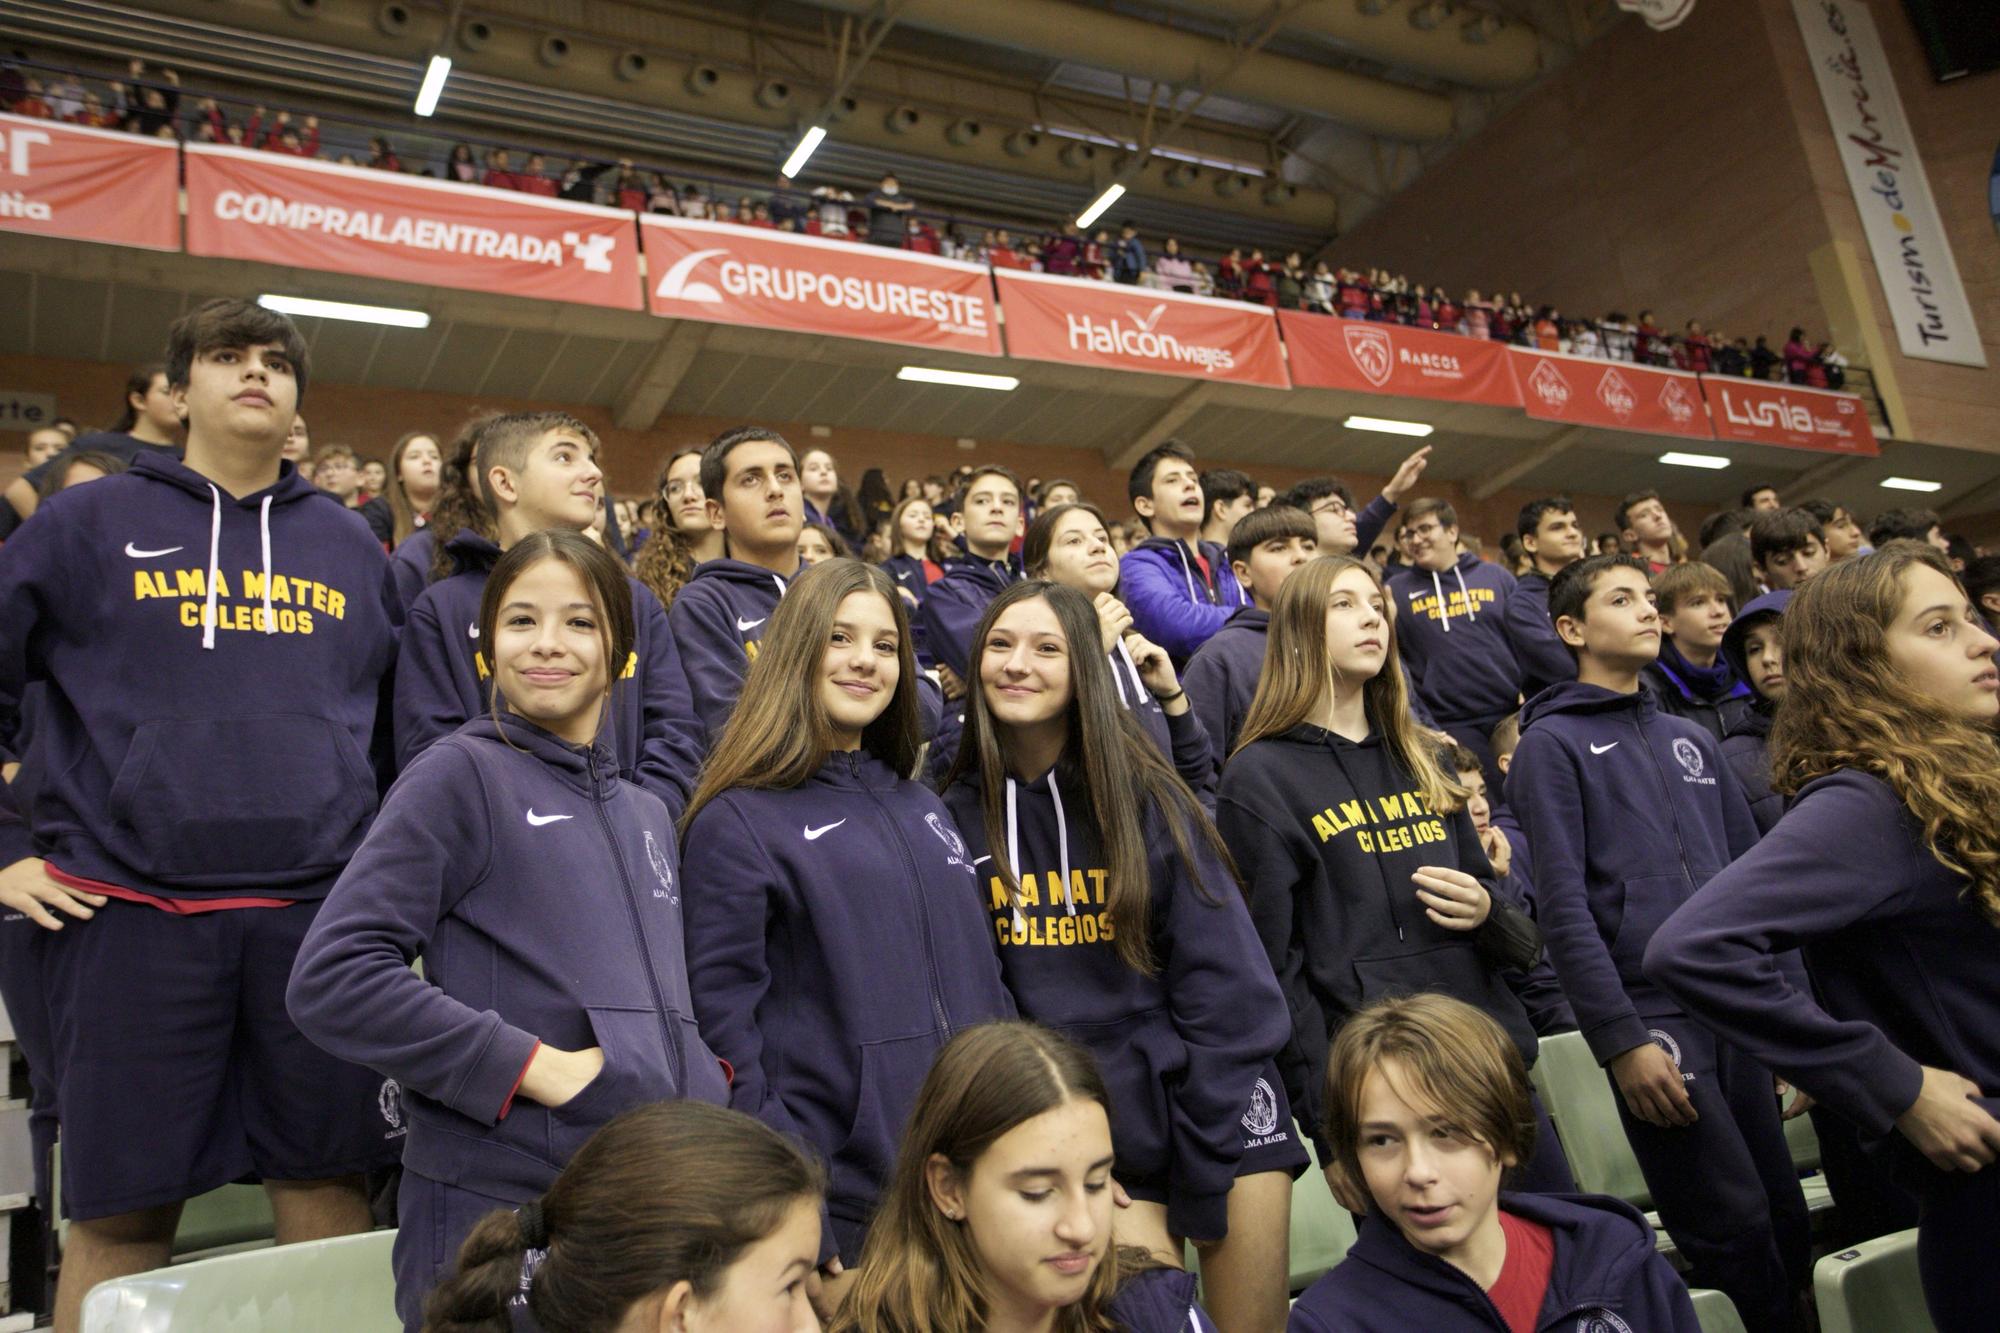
[1004, 773, 1076, 928]
[1427, 565, 1479, 635]
[1109, 639, 1146, 710]
[1173, 542, 1200, 603]
[201, 485, 223, 651]
[258, 495, 276, 635]
[1453, 564, 1477, 624]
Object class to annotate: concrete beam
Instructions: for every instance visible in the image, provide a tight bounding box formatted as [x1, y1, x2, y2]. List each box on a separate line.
[1782, 455, 1868, 499]
[613, 321, 712, 431]
[1104, 382, 1220, 471]
[1469, 427, 1584, 501]
[1941, 473, 2000, 521]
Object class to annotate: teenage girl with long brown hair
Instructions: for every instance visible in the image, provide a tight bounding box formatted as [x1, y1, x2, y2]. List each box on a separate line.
[1646, 542, 2000, 1332]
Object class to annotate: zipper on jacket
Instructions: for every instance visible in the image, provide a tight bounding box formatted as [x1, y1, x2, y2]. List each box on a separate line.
[590, 747, 687, 1086]
[851, 752, 951, 1037]
[1631, 712, 1696, 889]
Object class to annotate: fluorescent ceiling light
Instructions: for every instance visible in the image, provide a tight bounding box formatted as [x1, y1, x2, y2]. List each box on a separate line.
[1659, 451, 1731, 470]
[897, 366, 1019, 391]
[414, 55, 451, 117]
[1075, 182, 1127, 230]
[1880, 476, 1942, 492]
[780, 125, 827, 180]
[1343, 415, 1433, 437]
[258, 294, 431, 329]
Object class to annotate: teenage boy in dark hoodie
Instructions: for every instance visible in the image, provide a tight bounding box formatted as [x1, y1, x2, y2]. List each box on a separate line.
[0, 299, 398, 1330]
[665, 427, 804, 745]
[1384, 497, 1522, 792]
[1277, 443, 1431, 561]
[1507, 554, 1809, 1331]
[1639, 562, 1750, 743]
[1749, 507, 1830, 592]
[916, 464, 1025, 683]
[1182, 503, 1316, 772]
[1119, 440, 1248, 663]
[1716, 590, 1789, 834]
[391, 412, 704, 815]
[1503, 497, 1583, 702]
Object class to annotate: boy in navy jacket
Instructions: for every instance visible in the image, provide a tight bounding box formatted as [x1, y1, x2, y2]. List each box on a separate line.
[1183, 503, 1316, 771]
[1291, 993, 1699, 1333]
[1507, 554, 1808, 1331]
[1639, 562, 1750, 743]
[1119, 441, 1247, 663]
[393, 412, 704, 815]
[1716, 590, 1790, 833]
[916, 465, 1024, 680]
[0, 300, 398, 1328]
[1503, 497, 1582, 703]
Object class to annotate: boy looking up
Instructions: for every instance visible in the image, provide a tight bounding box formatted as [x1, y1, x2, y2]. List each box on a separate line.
[1182, 503, 1316, 771]
[393, 412, 704, 814]
[1615, 489, 1677, 574]
[1196, 467, 1257, 550]
[1383, 497, 1522, 791]
[1749, 508, 1829, 591]
[0, 299, 398, 1332]
[916, 465, 1024, 682]
[666, 427, 805, 744]
[1119, 440, 1246, 662]
[1277, 443, 1432, 559]
[1504, 496, 1584, 701]
[1508, 554, 1809, 1331]
[1640, 562, 1749, 742]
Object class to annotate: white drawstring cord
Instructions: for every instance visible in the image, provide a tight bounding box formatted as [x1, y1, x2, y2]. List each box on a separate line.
[259, 496, 276, 634]
[201, 485, 223, 650]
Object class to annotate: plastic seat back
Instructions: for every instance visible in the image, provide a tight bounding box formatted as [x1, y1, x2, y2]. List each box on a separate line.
[81, 1228, 399, 1333]
[1526, 1031, 1652, 1209]
[1688, 1286, 1748, 1333]
[1813, 1229, 1935, 1333]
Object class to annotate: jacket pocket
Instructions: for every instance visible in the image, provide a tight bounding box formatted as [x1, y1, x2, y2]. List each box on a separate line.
[546, 1005, 680, 1165]
[1064, 1008, 1184, 1186]
[1352, 943, 1535, 1060]
[1608, 873, 1693, 977]
[105, 714, 374, 882]
[677, 1014, 732, 1108]
[828, 1033, 942, 1218]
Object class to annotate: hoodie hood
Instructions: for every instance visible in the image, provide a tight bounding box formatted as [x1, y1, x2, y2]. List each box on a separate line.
[668, 559, 797, 741]
[1518, 678, 1649, 731]
[686, 556, 796, 598]
[1720, 589, 1793, 687]
[441, 528, 501, 577]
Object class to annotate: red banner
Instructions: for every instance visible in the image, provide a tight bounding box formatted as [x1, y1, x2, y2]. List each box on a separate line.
[1279, 311, 1519, 405]
[184, 145, 641, 309]
[1701, 377, 1879, 456]
[1507, 348, 1713, 439]
[0, 114, 179, 251]
[640, 216, 1000, 356]
[994, 269, 1289, 388]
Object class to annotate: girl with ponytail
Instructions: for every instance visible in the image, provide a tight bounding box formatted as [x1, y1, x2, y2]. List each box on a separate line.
[424, 1100, 824, 1333]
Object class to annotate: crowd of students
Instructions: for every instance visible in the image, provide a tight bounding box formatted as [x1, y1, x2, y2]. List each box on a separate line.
[1, 298, 1996, 1333]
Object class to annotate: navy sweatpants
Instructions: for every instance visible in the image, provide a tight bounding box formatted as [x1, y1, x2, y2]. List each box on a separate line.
[393, 1170, 536, 1332]
[1910, 1134, 2000, 1333]
[1611, 1017, 1810, 1333]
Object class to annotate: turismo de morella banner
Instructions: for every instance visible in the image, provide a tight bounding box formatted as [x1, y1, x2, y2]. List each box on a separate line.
[1791, 0, 1985, 368]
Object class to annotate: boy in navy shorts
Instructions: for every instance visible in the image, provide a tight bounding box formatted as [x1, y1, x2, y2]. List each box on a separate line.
[1508, 554, 1809, 1331]
[0, 299, 400, 1331]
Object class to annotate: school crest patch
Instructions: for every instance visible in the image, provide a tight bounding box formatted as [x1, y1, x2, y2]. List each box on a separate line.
[926, 811, 974, 874]
[1670, 736, 1704, 778]
[1576, 1311, 1634, 1333]
[1242, 1077, 1280, 1137]
[645, 830, 677, 904]
[378, 1079, 407, 1138]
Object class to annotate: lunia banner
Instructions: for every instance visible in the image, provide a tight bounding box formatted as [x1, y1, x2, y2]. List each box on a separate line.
[0, 113, 179, 251]
[1508, 347, 1714, 439]
[994, 269, 1289, 388]
[1702, 377, 1879, 455]
[640, 215, 1000, 355]
[1279, 311, 1519, 406]
[184, 145, 642, 309]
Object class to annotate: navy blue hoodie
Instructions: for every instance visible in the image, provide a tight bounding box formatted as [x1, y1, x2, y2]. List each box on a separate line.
[1645, 768, 2000, 1150]
[1386, 555, 1523, 726]
[1717, 591, 1791, 834]
[1503, 569, 1578, 703]
[1639, 637, 1751, 744]
[942, 762, 1285, 1240]
[916, 551, 1021, 679]
[680, 751, 1014, 1262]
[1289, 1193, 1700, 1332]
[665, 557, 793, 744]
[1509, 682, 1760, 1065]
[391, 531, 704, 815]
[288, 714, 727, 1198]
[880, 552, 937, 665]
[1182, 607, 1267, 773]
[1217, 725, 1542, 1153]
[385, 526, 435, 625]
[1109, 1267, 1217, 1332]
[1119, 537, 1249, 664]
[0, 452, 396, 901]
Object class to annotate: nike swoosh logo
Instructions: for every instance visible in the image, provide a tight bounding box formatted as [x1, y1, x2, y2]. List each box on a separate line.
[467, 622, 479, 640]
[895, 571, 911, 581]
[124, 543, 184, 558]
[525, 811, 574, 826]
[803, 819, 846, 841]
[737, 616, 766, 632]
[1589, 742, 1619, 755]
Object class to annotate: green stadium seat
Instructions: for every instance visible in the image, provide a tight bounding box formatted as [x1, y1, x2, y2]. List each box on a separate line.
[1688, 1286, 1748, 1333]
[1813, 1228, 1935, 1333]
[80, 1228, 398, 1332]
[1182, 1125, 1358, 1299]
[173, 1183, 278, 1256]
[1527, 1031, 1653, 1209]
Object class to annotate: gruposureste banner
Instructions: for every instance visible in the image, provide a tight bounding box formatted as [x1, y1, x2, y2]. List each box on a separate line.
[184, 145, 643, 308]
[1702, 376, 1880, 455]
[994, 269, 1289, 388]
[640, 215, 1001, 355]
[0, 113, 179, 251]
[1280, 311, 1520, 405]
[1508, 348, 1714, 439]
[1791, 0, 1985, 367]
